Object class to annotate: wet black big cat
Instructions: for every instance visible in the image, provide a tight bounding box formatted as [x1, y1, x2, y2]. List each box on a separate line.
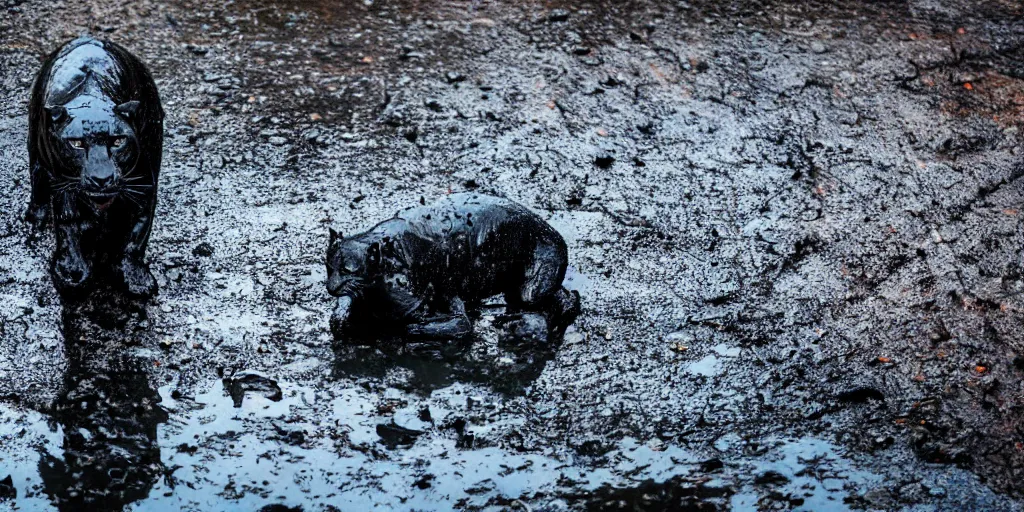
[27, 37, 164, 298]
[326, 193, 581, 342]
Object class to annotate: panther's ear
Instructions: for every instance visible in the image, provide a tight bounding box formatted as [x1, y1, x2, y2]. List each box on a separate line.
[328, 227, 340, 245]
[114, 100, 140, 118]
[367, 242, 382, 270]
[44, 105, 67, 124]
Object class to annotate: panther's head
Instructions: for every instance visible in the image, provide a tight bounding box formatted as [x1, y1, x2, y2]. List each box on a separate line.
[325, 228, 384, 298]
[46, 94, 143, 211]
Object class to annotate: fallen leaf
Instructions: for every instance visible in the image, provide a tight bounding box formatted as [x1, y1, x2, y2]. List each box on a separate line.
[310, 113, 323, 121]
[878, 356, 891, 363]
[964, 82, 974, 91]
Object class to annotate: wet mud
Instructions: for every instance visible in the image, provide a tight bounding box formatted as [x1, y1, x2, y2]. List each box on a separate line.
[1, 0, 1023, 510]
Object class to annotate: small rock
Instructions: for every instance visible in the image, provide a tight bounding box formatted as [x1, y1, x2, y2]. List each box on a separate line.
[412, 474, 434, 489]
[272, 421, 306, 446]
[754, 470, 790, 485]
[564, 331, 585, 345]
[258, 505, 302, 512]
[445, 71, 465, 84]
[186, 44, 209, 56]
[548, 9, 569, 22]
[646, 438, 667, 451]
[193, 243, 214, 257]
[594, 154, 615, 169]
[225, 370, 283, 408]
[0, 475, 14, 500]
[810, 41, 827, 54]
[424, 99, 443, 112]
[376, 422, 423, 448]
[268, 136, 288, 145]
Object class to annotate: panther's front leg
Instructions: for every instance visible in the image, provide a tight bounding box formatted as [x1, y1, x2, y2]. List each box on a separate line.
[405, 297, 472, 340]
[330, 295, 355, 340]
[119, 211, 157, 298]
[52, 221, 91, 297]
[26, 161, 51, 230]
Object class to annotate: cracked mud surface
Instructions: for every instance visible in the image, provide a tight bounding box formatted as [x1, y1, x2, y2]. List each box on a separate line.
[1, 0, 1023, 510]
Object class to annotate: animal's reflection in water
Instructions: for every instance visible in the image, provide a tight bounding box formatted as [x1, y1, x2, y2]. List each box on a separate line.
[332, 307, 566, 396]
[39, 297, 166, 511]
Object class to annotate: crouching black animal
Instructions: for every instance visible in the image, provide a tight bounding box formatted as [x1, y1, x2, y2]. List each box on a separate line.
[326, 193, 581, 342]
[27, 37, 164, 299]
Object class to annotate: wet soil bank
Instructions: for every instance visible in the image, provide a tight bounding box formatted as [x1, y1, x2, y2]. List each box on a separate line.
[1, 0, 1023, 510]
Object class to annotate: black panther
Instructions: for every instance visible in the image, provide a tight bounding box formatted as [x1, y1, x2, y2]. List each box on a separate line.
[27, 37, 164, 298]
[326, 193, 581, 342]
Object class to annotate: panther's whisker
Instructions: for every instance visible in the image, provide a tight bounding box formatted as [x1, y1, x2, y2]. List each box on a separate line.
[119, 191, 144, 208]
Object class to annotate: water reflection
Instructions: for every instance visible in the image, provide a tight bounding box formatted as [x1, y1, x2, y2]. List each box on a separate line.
[39, 296, 166, 511]
[332, 307, 565, 395]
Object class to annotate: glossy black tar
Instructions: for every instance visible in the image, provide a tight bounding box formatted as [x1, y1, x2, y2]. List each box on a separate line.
[27, 37, 164, 299]
[327, 193, 581, 342]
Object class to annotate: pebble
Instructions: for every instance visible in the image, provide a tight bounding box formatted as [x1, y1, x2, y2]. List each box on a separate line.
[224, 370, 282, 407]
[646, 438, 667, 451]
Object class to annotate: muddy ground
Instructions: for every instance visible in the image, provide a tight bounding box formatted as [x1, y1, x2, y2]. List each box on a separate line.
[1, 0, 1023, 510]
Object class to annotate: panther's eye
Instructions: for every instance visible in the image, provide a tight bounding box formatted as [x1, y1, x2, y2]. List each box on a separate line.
[112, 137, 127, 148]
[68, 139, 84, 149]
